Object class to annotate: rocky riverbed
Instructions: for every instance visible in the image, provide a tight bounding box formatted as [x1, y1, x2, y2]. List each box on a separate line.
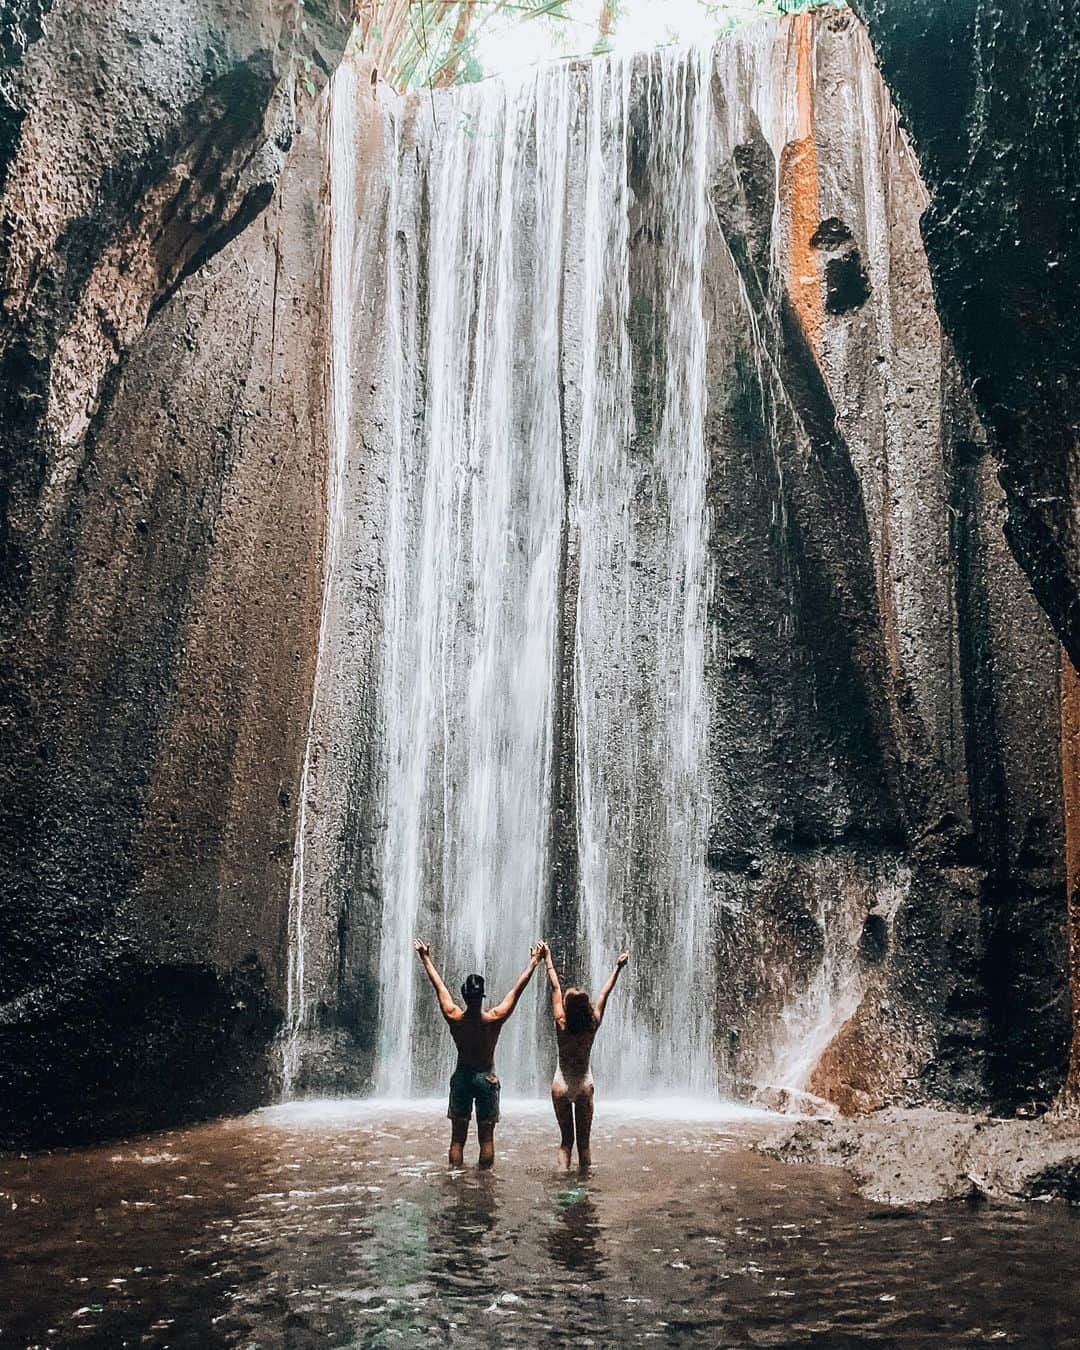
[758, 1107, 1080, 1206]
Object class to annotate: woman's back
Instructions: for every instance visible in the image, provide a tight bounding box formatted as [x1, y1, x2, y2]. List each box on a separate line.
[541, 944, 629, 1169]
[555, 1018, 596, 1086]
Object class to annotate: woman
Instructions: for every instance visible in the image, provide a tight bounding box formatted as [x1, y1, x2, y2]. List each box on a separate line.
[539, 941, 629, 1170]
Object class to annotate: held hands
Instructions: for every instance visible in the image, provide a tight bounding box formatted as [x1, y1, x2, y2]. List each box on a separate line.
[415, 936, 622, 970]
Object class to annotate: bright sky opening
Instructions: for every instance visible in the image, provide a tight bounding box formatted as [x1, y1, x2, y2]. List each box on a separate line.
[476, 1, 797, 78]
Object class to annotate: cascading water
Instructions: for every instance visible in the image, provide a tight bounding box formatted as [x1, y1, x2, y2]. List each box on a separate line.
[286, 14, 937, 1104]
[365, 45, 720, 1098]
[571, 48, 716, 1095]
[374, 68, 571, 1096]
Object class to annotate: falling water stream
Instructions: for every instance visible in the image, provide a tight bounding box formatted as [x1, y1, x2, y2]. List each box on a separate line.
[571, 48, 716, 1094]
[366, 45, 721, 1098]
[284, 17, 917, 1102]
[374, 65, 571, 1096]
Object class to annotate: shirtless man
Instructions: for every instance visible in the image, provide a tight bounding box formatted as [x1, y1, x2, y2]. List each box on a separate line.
[540, 941, 629, 1169]
[414, 937, 543, 1168]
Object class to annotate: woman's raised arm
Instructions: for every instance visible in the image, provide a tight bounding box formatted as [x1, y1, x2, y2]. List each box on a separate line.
[593, 951, 629, 1025]
[540, 940, 565, 1026]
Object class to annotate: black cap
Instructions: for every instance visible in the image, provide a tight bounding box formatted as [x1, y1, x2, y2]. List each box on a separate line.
[461, 973, 485, 1003]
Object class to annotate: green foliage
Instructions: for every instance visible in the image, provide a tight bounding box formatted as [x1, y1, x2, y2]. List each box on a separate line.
[703, 0, 844, 25]
[358, 0, 571, 91]
[357, 0, 845, 93]
[770, 0, 844, 12]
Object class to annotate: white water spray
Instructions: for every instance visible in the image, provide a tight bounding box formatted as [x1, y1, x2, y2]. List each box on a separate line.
[285, 16, 924, 1103]
[375, 68, 572, 1095]
[366, 45, 720, 1097]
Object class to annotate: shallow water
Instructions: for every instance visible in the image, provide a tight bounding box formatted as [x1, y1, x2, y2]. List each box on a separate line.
[2, 1101, 1078, 1348]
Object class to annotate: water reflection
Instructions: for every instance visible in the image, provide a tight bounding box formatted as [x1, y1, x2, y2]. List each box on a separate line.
[431, 1169, 500, 1298]
[548, 1183, 606, 1278]
[2, 1103, 1079, 1348]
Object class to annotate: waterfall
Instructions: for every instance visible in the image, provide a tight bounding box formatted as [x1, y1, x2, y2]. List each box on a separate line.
[363, 45, 719, 1099]
[286, 14, 927, 1104]
[375, 68, 572, 1096]
[572, 48, 716, 1094]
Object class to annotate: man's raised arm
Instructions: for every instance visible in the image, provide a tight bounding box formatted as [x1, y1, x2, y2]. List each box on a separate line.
[489, 944, 544, 1022]
[593, 951, 629, 1025]
[414, 938, 460, 1019]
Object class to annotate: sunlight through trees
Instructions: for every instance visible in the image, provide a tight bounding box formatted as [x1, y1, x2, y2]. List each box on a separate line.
[351, 0, 843, 90]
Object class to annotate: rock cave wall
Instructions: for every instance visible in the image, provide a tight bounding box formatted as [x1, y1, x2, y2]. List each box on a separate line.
[0, 0, 349, 1144]
[0, 2, 1076, 1142]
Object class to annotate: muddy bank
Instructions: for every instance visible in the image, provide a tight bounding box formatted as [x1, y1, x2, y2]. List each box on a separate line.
[759, 1108, 1080, 1206]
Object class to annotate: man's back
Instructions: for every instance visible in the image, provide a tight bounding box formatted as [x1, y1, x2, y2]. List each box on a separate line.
[445, 1008, 506, 1072]
[414, 939, 543, 1167]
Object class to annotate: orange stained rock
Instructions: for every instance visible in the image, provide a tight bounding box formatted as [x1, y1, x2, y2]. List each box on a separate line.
[807, 987, 918, 1118]
[1058, 647, 1080, 1109]
[782, 12, 823, 357]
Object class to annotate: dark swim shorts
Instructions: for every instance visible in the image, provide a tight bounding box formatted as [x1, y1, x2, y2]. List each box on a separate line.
[447, 1066, 501, 1123]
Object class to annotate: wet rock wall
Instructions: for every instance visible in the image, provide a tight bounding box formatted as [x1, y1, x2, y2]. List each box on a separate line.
[848, 0, 1080, 1106]
[700, 11, 1068, 1111]
[297, 12, 1070, 1112]
[0, 1, 348, 1145]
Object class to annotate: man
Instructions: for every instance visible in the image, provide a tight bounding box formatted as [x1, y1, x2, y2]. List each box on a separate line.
[414, 937, 543, 1168]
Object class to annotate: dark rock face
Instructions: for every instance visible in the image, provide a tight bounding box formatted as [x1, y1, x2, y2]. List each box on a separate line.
[848, 1, 1080, 664]
[823, 248, 871, 314]
[849, 0, 1080, 1107]
[0, 2, 348, 1145]
[700, 12, 1068, 1113]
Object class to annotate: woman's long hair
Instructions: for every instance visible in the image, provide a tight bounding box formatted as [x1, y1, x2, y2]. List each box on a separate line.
[563, 988, 595, 1035]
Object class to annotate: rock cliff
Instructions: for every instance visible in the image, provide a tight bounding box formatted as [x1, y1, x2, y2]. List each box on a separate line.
[850, 0, 1080, 1106]
[1, 3, 1077, 1143]
[0, 0, 348, 1144]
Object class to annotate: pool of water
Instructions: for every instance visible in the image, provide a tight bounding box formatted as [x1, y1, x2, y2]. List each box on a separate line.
[2, 1099, 1078, 1347]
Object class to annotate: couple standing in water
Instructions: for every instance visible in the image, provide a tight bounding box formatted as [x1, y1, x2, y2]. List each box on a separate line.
[413, 938, 629, 1169]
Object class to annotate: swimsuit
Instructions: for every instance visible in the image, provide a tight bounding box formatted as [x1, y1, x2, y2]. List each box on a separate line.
[447, 1066, 501, 1123]
[552, 1065, 594, 1101]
